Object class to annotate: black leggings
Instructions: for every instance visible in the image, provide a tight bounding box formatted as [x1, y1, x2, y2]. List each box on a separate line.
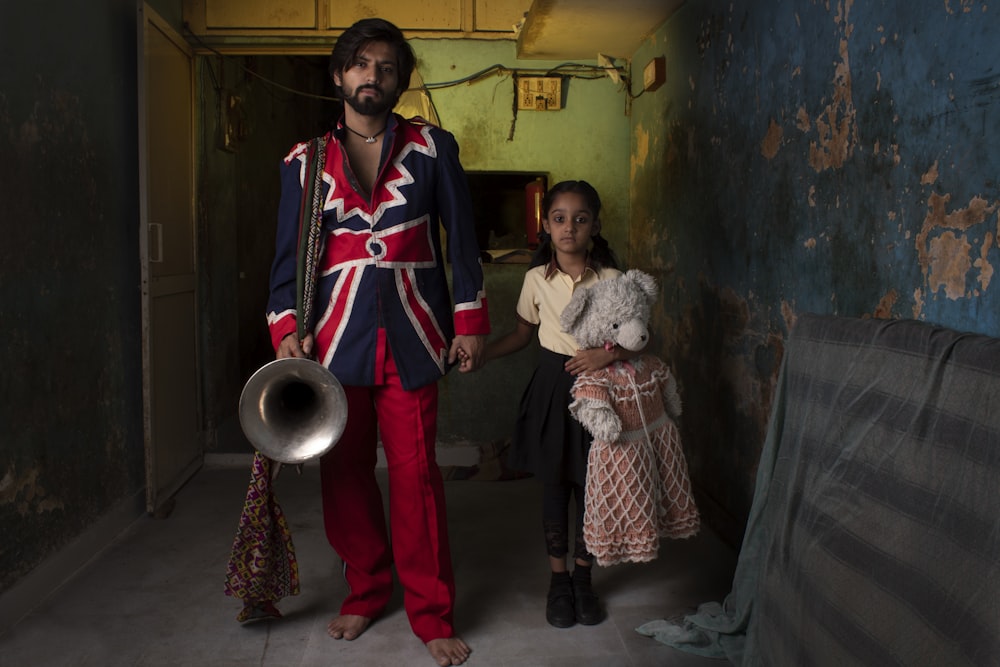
[542, 480, 592, 562]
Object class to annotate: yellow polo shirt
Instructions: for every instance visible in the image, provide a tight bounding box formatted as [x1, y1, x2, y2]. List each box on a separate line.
[516, 260, 622, 356]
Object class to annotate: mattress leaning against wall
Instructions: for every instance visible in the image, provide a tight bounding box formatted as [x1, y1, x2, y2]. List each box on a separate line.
[638, 313, 1000, 667]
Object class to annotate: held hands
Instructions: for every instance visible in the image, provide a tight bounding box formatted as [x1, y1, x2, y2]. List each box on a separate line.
[277, 333, 314, 359]
[449, 334, 487, 373]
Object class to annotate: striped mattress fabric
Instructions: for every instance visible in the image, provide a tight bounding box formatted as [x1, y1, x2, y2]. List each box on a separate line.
[746, 313, 1000, 667]
[639, 313, 1000, 666]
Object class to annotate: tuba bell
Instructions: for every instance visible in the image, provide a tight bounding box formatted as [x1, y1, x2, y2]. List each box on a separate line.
[238, 357, 348, 464]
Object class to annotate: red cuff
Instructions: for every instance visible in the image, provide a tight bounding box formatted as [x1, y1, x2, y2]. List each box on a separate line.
[454, 296, 490, 336]
[269, 315, 298, 352]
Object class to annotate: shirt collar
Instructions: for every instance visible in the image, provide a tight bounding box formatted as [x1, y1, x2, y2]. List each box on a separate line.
[543, 253, 599, 280]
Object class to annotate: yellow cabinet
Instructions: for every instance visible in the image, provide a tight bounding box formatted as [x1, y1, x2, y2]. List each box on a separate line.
[184, 0, 531, 42]
[474, 0, 530, 32]
[204, 0, 316, 28]
[328, 0, 464, 31]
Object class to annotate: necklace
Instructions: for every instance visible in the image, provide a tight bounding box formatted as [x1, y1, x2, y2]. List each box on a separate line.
[343, 123, 386, 144]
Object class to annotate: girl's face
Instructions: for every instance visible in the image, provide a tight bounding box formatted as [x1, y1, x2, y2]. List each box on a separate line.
[542, 192, 598, 256]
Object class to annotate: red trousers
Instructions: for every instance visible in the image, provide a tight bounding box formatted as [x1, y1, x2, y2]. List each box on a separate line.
[318, 336, 455, 643]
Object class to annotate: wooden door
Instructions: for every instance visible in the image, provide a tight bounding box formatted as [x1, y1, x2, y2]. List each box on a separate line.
[138, 4, 202, 513]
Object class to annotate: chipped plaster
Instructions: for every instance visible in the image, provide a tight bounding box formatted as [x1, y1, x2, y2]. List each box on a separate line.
[760, 118, 783, 159]
[807, 0, 858, 173]
[632, 123, 650, 178]
[872, 289, 900, 318]
[916, 192, 999, 301]
[0, 466, 64, 516]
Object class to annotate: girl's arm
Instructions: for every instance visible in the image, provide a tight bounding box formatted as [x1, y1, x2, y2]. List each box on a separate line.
[565, 344, 641, 375]
[485, 320, 536, 362]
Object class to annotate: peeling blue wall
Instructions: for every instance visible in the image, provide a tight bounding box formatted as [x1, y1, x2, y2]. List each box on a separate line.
[630, 0, 1000, 543]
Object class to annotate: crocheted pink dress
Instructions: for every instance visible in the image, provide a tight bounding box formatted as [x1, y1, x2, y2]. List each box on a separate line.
[571, 356, 700, 566]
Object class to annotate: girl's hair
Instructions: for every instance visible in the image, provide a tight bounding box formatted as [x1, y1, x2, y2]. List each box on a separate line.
[328, 18, 416, 97]
[529, 180, 621, 270]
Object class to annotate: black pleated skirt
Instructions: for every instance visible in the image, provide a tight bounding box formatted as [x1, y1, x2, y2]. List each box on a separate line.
[508, 348, 592, 485]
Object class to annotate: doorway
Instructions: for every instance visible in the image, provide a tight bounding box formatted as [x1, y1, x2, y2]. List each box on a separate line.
[138, 4, 203, 511]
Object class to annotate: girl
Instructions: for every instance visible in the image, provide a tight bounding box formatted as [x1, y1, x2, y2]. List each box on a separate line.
[485, 180, 629, 628]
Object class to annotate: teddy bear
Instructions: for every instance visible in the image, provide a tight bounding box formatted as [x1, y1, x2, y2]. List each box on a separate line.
[560, 269, 700, 566]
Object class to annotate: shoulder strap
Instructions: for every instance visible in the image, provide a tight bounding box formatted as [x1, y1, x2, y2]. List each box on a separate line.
[294, 135, 328, 343]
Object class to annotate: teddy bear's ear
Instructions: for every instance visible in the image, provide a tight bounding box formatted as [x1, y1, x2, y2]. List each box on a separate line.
[560, 285, 592, 332]
[626, 269, 658, 303]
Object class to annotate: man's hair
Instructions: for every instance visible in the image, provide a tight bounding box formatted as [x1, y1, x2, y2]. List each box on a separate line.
[328, 18, 416, 96]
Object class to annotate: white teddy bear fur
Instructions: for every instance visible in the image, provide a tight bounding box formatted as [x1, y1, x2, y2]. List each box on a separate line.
[560, 269, 681, 441]
[559, 269, 700, 565]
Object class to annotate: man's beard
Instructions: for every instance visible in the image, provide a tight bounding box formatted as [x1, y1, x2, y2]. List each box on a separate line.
[343, 85, 396, 116]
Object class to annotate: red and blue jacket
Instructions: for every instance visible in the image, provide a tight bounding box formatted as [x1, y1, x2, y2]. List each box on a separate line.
[266, 114, 490, 390]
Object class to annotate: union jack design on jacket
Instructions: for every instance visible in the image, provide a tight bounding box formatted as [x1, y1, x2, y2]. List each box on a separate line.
[266, 114, 490, 390]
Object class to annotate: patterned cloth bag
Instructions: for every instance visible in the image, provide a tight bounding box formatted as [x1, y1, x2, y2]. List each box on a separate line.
[223, 452, 300, 622]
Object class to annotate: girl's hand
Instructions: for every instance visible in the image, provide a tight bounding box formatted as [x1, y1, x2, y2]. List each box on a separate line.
[565, 345, 616, 375]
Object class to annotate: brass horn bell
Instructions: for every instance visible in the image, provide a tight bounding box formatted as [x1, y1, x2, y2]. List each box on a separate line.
[238, 357, 348, 464]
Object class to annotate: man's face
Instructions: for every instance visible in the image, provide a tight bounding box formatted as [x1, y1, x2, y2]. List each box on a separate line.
[334, 41, 400, 116]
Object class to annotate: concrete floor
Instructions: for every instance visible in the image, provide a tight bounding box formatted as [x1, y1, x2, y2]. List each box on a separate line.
[0, 459, 736, 667]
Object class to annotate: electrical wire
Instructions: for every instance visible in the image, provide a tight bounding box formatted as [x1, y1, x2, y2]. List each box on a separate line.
[180, 23, 641, 143]
[181, 24, 631, 101]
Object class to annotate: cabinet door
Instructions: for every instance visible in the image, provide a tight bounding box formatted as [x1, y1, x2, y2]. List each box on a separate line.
[474, 0, 531, 32]
[328, 0, 463, 30]
[205, 0, 316, 28]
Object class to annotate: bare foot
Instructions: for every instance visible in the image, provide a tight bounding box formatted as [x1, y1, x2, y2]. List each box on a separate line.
[327, 614, 371, 640]
[426, 637, 471, 666]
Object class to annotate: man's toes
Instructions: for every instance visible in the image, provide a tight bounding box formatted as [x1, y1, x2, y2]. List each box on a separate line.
[427, 638, 470, 666]
[327, 614, 370, 641]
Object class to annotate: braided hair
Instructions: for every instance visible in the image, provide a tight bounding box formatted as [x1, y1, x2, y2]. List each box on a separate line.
[529, 180, 621, 271]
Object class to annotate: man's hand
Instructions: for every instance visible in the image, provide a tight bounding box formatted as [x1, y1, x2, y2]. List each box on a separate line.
[277, 332, 314, 359]
[449, 334, 487, 373]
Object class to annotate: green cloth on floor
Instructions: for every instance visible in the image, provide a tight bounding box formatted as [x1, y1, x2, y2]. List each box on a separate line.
[640, 314, 1000, 666]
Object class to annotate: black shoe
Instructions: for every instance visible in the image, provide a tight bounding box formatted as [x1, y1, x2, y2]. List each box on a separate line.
[546, 571, 576, 628]
[572, 565, 604, 625]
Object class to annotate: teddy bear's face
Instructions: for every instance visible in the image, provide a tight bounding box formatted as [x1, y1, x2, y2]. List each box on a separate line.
[560, 270, 658, 352]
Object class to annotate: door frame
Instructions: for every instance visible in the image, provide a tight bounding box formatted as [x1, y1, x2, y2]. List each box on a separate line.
[137, 2, 204, 513]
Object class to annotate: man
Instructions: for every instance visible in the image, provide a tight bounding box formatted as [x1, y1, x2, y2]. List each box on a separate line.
[265, 18, 488, 667]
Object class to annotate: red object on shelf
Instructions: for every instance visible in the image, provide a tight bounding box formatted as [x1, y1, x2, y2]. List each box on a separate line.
[525, 177, 545, 248]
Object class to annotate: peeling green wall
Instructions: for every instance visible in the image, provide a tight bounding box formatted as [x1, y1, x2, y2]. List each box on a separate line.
[630, 0, 1000, 544]
[410, 38, 631, 256]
